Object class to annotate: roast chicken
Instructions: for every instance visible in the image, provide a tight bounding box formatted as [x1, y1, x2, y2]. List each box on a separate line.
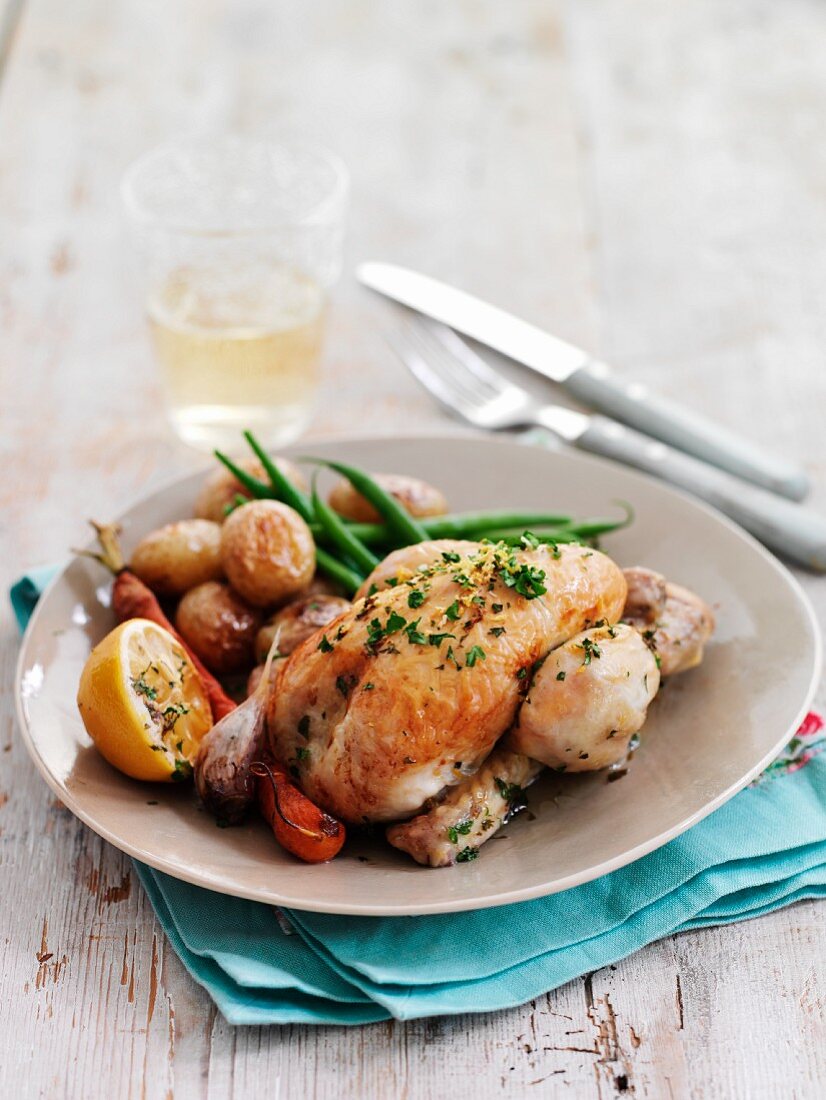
[267, 539, 626, 823]
[266, 539, 714, 864]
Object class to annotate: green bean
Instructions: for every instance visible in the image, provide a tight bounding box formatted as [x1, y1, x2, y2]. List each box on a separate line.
[315, 547, 365, 595]
[308, 511, 575, 547]
[301, 458, 429, 544]
[243, 430, 314, 523]
[562, 504, 633, 538]
[424, 510, 573, 538]
[214, 451, 273, 499]
[310, 478, 380, 574]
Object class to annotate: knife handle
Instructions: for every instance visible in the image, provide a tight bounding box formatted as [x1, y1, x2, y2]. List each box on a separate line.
[564, 361, 809, 501]
[574, 415, 826, 572]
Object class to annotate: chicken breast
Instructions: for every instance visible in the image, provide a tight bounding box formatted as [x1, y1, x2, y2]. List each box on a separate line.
[267, 540, 627, 823]
[355, 539, 478, 599]
[507, 622, 659, 771]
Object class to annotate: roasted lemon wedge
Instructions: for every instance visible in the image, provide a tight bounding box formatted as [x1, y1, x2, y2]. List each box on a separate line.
[77, 619, 212, 781]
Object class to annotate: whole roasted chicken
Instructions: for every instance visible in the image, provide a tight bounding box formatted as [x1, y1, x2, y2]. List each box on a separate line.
[268, 539, 626, 821]
[266, 537, 714, 864]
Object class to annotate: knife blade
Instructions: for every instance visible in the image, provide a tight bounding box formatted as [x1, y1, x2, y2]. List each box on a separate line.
[357, 261, 810, 502]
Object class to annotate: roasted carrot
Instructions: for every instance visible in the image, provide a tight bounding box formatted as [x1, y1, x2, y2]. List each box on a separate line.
[251, 760, 346, 863]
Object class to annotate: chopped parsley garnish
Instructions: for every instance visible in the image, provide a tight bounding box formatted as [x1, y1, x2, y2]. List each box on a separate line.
[495, 777, 525, 805]
[407, 589, 425, 609]
[336, 675, 352, 697]
[452, 571, 474, 588]
[495, 549, 547, 599]
[441, 550, 461, 563]
[161, 702, 189, 732]
[446, 819, 473, 844]
[296, 746, 310, 761]
[363, 682, 375, 691]
[520, 530, 540, 550]
[577, 637, 602, 666]
[365, 609, 408, 652]
[428, 632, 455, 647]
[489, 626, 506, 637]
[516, 667, 528, 680]
[366, 618, 385, 649]
[456, 847, 478, 863]
[556, 670, 566, 681]
[404, 619, 428, 646]
[491, 603, 504, 613]
[385, 610, 407, 633]
[445, 600, 461, 621]
[131, 671, 158, 701]
[465, 645, 486, 667]
[318, 634, 334, 653]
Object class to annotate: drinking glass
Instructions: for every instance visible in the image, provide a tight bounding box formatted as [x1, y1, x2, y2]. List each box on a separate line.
[122, 136, 348, 450]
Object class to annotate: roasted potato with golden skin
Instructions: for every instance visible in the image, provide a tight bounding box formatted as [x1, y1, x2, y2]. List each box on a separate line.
[328, 473, 448, 524]
[129, 519, 223, 597]
[254, 594, 352, 663]
[175, 581, 261, 675]
[221, 501, 315, 608]
[194, 457, 307, 524]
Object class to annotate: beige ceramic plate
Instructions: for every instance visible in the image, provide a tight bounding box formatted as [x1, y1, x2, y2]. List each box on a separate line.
[15, 436, 821, 915]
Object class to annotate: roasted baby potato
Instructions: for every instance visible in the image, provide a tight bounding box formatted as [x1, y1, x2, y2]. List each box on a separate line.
[220, 501, 315, 608]
[194, 457, 307, 524]
[175, 581, 261, 674]
[254, 593, 351, 663]
[129, 519, 224, 597]
[328, 472, 448, 523]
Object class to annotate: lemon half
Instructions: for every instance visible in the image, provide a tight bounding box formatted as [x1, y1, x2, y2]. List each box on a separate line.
[77, 618, 212, 782]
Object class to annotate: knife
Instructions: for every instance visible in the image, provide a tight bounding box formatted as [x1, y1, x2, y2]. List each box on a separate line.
[357, 262, 809, 502]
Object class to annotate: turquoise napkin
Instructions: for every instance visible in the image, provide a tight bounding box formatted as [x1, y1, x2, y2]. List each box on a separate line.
[12, 569, 826, 1025]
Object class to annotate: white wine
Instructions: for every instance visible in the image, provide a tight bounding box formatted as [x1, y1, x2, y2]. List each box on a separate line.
[147, 264, 325, 451]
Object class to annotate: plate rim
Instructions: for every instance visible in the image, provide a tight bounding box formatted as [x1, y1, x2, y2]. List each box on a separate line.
[13, 432, 823, 915]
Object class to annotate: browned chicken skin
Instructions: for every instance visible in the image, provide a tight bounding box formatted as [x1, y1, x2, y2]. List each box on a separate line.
[267, 540, 627, 824]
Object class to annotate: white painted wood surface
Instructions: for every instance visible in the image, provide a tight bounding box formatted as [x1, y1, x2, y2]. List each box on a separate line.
[1, 0, 825, 1096]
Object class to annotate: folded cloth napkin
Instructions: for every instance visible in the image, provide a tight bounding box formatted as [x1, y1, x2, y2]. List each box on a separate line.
[11, 569, 826, 1025]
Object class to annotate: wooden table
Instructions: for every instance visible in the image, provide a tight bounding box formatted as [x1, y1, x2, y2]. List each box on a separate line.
[2, 1, 824, 1095]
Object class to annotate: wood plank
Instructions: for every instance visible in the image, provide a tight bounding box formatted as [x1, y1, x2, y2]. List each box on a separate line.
[0, 0, 823, 1097]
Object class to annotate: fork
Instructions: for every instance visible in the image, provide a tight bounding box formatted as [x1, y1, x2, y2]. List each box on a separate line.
[388, 315, 826, 571]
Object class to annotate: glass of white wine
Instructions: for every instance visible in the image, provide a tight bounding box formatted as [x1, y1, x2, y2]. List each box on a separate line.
[122, 137, 348, 450]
